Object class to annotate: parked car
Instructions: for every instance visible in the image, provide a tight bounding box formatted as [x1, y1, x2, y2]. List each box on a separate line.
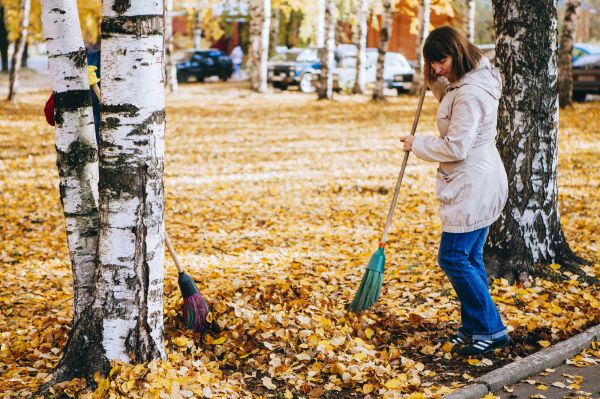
[267, 48, 322, 93]
[334, 49, 414, 95]
[176, 50, 233, 83]
[573, 54, 600, 102]
[573, 43, 600, 62]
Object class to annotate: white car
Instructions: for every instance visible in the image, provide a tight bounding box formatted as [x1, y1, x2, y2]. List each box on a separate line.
[334, 49, 414, 94]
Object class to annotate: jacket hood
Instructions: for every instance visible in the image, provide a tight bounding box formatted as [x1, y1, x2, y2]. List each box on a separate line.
[449, 57, 502, 100]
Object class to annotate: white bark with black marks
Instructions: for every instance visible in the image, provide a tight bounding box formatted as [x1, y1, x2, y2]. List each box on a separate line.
[249, 0, 261, 91]
[316, 0, 325, 49]
[318, 0, 335, 99]
[42, 0, 99, 325]
[373, 0, 391, 100]
[7, 0, 31, 101]
[259, 0, 271, 93]
[353, 0, 369, 94]
[98, 0, 166, 363]
[465, 0, 475, 42]
[559, 0, 580, 108]
[411, 0, 430, 95]
[487, 0, 590, 283]
[164, 0, 178, 93]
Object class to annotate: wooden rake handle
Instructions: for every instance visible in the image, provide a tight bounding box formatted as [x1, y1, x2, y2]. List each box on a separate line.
[165, 233, 185, 274]
[379, 85, 427, 246]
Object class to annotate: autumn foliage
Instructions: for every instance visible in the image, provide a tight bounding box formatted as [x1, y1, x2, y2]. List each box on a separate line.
[0, 84, 598, 398]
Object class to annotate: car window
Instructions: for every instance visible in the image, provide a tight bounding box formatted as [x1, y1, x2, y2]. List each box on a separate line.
[191, 53, 204, 61]
[573, 48, 585, 59]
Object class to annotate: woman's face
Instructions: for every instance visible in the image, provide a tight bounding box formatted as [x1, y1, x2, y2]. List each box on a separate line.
[431, 55, 454, 81]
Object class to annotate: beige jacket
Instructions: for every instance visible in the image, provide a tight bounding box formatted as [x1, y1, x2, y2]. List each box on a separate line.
[412, 57, 508, 233]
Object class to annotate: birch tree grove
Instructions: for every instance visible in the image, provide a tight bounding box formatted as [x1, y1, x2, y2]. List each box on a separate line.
[558, 0, 581, 108]
[373, 0, 392, 100]
[39, 0, 167, 389]
[353, 0, 369, 94]
[410, 0, 429, 95]
[486, 0, 590, 282]
[7, 0, 30, 101]
[42, 0, 99, 325]
[317, 0, 335, 100]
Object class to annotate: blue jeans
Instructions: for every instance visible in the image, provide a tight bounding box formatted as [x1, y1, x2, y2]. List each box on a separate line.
[438, 226, 507, 340]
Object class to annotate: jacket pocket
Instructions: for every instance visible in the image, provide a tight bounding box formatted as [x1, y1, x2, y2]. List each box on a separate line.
[436, 167, 466, 204]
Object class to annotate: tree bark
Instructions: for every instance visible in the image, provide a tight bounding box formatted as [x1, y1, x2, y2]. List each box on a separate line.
[558, 0, 580, 108]
[410, 0, 430, 95]
[373, 0, 391, 100]
[464, 0, 475, 42]
[249, 0, 262, 91]
[317, 0, 335, 100]
[269, 7, 280, 57]
[194, 2, 203, 49]
[164, 0, 178, 93]
[487, 0, 590, 283]
[7, 0, 31, 102]
[39, 0, 167, 390]
[0, 6, 8, 72]
[42, 0, 99, 325]
[259, 0, 271, 93]
[37, 0, 104, 389]
[316, 0, 325, 49]
[353, 0, 369, 94]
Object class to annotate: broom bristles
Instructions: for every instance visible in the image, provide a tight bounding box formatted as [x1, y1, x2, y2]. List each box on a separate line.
[178, 271, 210, 332]
[347, 269, 383, 312]
[347, 247, 385, 313]
[183, 292, 210, 332]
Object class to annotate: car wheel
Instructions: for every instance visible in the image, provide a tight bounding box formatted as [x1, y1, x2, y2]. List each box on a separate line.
[220, 74, 229, 82]
[273, 82, 288, 90]
[396, 88, 409, 96]
[197, 76, 205, 83]
[573, 91, 587, 102]
[299, 73, 316, 93]
[176, 72, 187, 83]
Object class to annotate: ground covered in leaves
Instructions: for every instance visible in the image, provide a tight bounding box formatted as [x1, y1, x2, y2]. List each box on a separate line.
[1, 83, 599, 398]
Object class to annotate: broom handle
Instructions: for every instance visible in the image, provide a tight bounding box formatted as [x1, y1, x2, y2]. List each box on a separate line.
[380, 85, 427, 246]
[165, 233, 185, 274]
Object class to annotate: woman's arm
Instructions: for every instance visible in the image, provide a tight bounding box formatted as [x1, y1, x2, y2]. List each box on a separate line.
[411, 91, 483, 162]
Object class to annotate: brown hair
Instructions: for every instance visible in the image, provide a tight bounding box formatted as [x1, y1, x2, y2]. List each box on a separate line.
[422, 26, 483, 83]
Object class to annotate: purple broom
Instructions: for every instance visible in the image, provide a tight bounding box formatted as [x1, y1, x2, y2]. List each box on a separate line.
[165, 233, 210, 332]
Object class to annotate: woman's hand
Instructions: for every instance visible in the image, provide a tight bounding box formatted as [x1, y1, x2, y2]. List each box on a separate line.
[400, 135, 414, 152]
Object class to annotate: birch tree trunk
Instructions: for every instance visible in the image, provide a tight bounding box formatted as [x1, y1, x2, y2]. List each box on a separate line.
[259, 0, 271, 93]
[249, 0, 262, 91]
[410, 0, 429, 95]
[317, 0, 335, 100]
[194, 3, 203, 48]
[373, 0, 391, 100]
[464, 0, 475, 42]
[486, 0, 590, 283]
[353, 0, 369, 94]
[42, 0, 99, 325]
[7, 0, 30, 102]
[558, 0, 580, 108]
[316, 0, 325, 49]
[39, 0, 167, 389]
[164, 0, 178, 93]
[269, 7, 280, 57]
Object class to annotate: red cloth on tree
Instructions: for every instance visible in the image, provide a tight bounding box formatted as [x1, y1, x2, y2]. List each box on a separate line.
[44, 94, 55, 126]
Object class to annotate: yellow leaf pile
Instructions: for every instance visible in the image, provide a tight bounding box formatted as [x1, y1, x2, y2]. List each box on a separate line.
[0, 85, 598, 398]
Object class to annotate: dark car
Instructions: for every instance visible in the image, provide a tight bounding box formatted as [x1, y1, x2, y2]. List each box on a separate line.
[176, 50, 233, 83]
[267, 48, 322, 92]
[573, 54, 600, 102]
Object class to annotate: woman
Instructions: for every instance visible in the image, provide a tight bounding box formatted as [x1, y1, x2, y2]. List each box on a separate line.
[400, 26, 510, 356]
